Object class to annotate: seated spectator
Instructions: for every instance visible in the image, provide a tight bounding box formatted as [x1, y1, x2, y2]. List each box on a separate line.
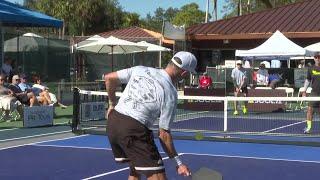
[32, 75, 67, 108]
[198, 72, 213, 89]
[268, 70, 282, 89]
[8, 75, 38, 107]
[19, 74, 49, 105]
[0, 74, 22, 120]
[18, 74, 32, 92]
[256, 63, 269, 86]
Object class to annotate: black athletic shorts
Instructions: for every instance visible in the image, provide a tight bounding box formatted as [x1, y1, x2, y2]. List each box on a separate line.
[107, 110, 165, 176]
[234, 86, 248, 94]
[309, 92, 320, 108]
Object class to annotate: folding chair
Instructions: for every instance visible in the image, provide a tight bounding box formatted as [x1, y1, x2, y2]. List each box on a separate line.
[0, 96, 22, 122]
[275, 87, 294, 110]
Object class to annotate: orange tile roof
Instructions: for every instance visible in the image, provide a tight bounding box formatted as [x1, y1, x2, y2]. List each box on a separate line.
[98, 26, 174, 45]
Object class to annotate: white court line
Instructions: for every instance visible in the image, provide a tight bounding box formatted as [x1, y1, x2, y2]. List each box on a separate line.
[181, 152, 320, 164]
[0, 129, 73, 143]
[32, 144, 167, 155]
[32, 144, 112, 151]
[0, 134, 89, 151]
[0, 127, 19, 132]
[0, 122, 68, 132]
[82, 153, 183, 180]
[263, 120, 306, 133]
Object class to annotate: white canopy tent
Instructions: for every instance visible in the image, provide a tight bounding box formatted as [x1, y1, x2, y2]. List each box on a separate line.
[4, 32, 68, 52]
[289, 42, 320, 65]
[305, 42, 320, 53]
[235, 30, 313, 59]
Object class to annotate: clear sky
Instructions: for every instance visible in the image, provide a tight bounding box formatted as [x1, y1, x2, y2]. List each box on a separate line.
[117, 0, 226, 19]
[8, 0, 226, 20]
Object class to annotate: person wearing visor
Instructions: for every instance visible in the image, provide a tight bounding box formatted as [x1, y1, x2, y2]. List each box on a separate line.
[105, 51, 196, 179]
[231, 60, 248, 115]
[302, 53, 320, 134]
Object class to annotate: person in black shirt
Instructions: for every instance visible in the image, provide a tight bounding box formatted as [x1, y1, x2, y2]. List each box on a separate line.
[302, 53, 320, 133]
[8, 75, 38, 107]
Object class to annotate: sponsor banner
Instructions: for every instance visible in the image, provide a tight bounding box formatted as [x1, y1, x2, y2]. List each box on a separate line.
[183, 88, 225, 111]
[80, 102, 105, 121]
[247, 89, 286, 112]
[24, 106, 54, 127]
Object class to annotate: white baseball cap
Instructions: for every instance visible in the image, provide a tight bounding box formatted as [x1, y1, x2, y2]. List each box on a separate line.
[236, 60, 242, 65]
[171, 51, 197, 73]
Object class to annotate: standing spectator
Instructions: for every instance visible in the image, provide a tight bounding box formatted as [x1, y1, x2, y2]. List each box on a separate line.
[256, 63, 269, 86]
[198, 72, 213, 89]
[1, 57, 13, 81]
[301, 53, 320, 134]
[231, 60, 248, 115]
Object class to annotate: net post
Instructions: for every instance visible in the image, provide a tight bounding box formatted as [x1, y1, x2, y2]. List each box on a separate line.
[223, 98, 228, 132]
[72, 87, 80, 132]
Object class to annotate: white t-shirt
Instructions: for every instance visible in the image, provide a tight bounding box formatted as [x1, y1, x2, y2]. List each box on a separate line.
[115, 66, 177, 130]
[231, 67, 247, 87]
[256, 69, 269, 85]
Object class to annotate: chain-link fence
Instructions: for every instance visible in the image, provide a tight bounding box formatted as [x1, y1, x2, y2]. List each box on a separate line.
[1, 29, 71, 82]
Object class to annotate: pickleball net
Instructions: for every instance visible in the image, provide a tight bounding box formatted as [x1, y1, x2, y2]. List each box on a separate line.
[72, 88, 320, 146]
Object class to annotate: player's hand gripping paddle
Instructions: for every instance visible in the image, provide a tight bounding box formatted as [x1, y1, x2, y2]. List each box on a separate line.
[192, 167, 223, 180]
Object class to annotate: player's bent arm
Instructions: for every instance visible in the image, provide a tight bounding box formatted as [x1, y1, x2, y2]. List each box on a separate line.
[105, 72, 121, 106]
[158, 128, 191, 176]
[302, 79, 310, 92]
[158, 128, 178, 158]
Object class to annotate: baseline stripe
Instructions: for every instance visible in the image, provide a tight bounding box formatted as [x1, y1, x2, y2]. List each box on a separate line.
[263, 120, 306, 133]
[81, 154, 182, 180]
[181, 152, 320, 164]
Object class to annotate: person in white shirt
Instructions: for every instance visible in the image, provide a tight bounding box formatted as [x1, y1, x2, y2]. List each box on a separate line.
[256, 63, 269, 86]
[231, 60, 248, 115]
[105, 51, 196, 180]
[32, 75, 67, 108]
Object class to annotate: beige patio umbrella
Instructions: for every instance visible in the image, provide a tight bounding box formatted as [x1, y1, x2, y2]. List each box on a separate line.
[76, 36, 147, 71]
[136, 41, 171, 52]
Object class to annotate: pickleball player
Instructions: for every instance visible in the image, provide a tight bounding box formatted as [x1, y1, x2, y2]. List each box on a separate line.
[105, 51, 197, 179]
